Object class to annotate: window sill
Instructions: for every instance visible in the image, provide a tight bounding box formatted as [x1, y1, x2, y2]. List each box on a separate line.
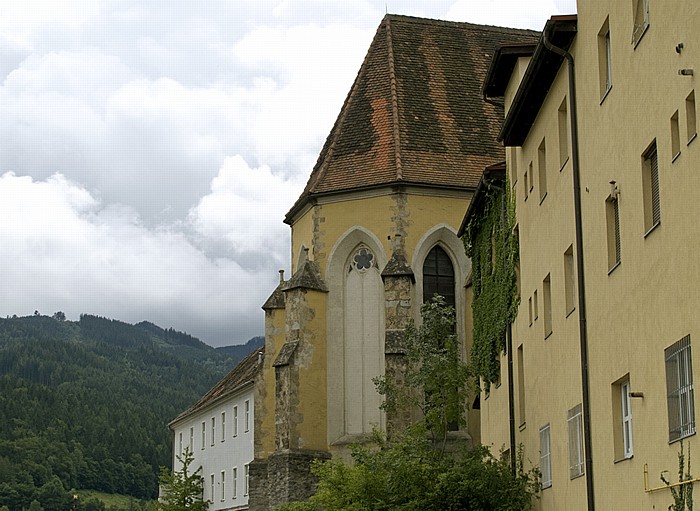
[600, 85, 613, 105]
[614, 454, 634, 464]
[559, 157, 570, 172]
[544, 330, 553, 340]
[669, 430, 696, 445]
[632, 22, 649, 49]
[688, 133, 697, 146]
[570, 472, 585, 480]
[566, 306, 576, 319]
[672, 151, 681, 163]
[539, 192, 548, 205]
[541, 482, 552, 490]
[644, 221, 661, 238]
[519, 422, 527, 432]
[608, 260, 621, 275]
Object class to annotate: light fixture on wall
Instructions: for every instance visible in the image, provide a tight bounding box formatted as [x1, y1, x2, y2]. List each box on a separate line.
[679, 68, 694, 76]
[675, 42, 684, 54]
[609, 180, 620, 199]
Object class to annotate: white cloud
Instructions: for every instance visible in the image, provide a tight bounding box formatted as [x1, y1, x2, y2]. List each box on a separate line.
[445, 0, 576, 30]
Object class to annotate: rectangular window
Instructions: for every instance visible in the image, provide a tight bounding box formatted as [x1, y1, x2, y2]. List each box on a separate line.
[666, 335, 696, 443]
[568, 404, 584, 479]
[564, 245, 575, 315]
[671, 110, 681, 161]
[543, 274, 552, 338]
[211, 417, 215, 446]
[210, 474, 215, 502]
[524, 163, 530, 201]
[612, 375, 634, 460]
[232, 467, 238, 499]
[538, 139, 547, 203]
[244, 464, 250, 496]
[642, 140, 660, 234]
[221, 412, 226, 442]
[233, 406, 238, 437]
[518, 345, 526, 427]
[533, 289, 538, 321]
[221, 470, 226, 501]
[540, 424, 552, 489]
[528, 296, 533, 326]
[598, 19, 612, 100]
[189, 427, 194, 450]
[509, 147, 518, 187]
[632, 0, 650, 46]
[201, 421, 206, 450]
[606, 196, 621, 271]
[621, 381, 634, 458]
[687, 90, 697, 144]
[245, 400, 250, 433]
[179, 432, 183, 455]
[558, 97, 569, 168]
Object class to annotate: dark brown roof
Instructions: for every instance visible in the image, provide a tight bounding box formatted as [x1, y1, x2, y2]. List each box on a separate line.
[169, 347, 264, 427]
[496, 16, 577, 146]
[286, 14, 539, 224]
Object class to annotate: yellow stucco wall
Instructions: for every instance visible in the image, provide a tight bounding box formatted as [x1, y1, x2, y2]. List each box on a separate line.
[482, 2, 700, 509]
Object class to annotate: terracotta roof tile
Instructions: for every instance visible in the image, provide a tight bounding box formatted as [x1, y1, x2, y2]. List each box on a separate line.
[286, 15, 538, 223]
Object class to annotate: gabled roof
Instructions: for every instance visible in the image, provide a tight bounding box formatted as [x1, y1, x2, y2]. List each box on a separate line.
[285, 15, 539, 224]
[169, 347, 264, 427]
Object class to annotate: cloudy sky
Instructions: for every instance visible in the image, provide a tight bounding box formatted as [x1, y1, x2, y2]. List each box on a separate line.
[0, 0, 576, 347]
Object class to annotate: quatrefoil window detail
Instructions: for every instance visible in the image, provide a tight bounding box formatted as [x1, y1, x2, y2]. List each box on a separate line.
[351, 247, 375, 272]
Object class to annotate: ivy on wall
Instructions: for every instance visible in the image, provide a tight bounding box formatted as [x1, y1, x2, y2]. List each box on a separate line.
[462, 179, 519, 390]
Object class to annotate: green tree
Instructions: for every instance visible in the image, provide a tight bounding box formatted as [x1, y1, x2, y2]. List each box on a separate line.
[276, 298, 539, 511]
[156, 448, 207, 511]
[28, 500, 44, 511]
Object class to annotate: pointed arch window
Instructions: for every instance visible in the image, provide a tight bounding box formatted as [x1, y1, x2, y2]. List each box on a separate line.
[423, 245, 455, 307]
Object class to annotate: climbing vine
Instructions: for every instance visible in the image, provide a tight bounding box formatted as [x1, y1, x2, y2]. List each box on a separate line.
[462, 178, 519, 389]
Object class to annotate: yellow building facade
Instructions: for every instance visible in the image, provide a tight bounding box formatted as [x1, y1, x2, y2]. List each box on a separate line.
[478, 2, 700, 509]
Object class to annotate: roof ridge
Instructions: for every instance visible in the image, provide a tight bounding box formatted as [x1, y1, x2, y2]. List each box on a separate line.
[384, 13, 540, 35]
[385, 16, 403, 180]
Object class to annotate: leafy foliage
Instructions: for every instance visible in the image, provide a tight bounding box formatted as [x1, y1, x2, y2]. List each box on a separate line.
[277, 299, 539, 511]
[375, 296, 470, 444]
[156, 448, 207, 511]
[661, 440, 694, 511]
[462, 180, 519, 389]
[0, 314, 256, 508]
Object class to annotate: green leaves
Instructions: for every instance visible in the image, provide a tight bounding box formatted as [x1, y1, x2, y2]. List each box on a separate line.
[156, 448, 207, 511]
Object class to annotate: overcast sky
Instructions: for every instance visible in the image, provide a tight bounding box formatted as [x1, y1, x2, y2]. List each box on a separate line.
[0, 0, 576, 347]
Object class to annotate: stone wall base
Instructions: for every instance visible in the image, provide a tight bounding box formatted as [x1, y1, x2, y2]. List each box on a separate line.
[248, 450, 331, 510]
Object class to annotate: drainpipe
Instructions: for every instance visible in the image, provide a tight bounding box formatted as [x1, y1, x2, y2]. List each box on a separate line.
[543, 31, 595, 511]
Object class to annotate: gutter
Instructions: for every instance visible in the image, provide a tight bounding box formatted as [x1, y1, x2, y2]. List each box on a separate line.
[542, 30, 595, 511]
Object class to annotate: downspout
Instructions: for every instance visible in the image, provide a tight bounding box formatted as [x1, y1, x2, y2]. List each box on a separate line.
[543, 31, 595, 511]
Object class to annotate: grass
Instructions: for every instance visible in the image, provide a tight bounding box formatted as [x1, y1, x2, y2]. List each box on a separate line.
[74, 490, 150, 510]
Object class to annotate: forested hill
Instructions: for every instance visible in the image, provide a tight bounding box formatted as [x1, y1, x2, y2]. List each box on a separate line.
[0, 314, 263, 509]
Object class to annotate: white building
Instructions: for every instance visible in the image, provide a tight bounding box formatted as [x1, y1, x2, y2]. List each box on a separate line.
[169, 348, 263, 510]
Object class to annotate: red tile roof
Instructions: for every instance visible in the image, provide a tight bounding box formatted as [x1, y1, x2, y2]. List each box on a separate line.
[169, 347, 264, 427]
[286, 15, 538, 223]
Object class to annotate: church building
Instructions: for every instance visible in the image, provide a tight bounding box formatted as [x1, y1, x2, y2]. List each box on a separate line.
[248, 14, 538, 510]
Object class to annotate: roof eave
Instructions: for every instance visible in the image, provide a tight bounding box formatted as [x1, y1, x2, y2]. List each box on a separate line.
[482, 43, 537, 99]
[458, 163, 507, 237]
[498, 16, 577, 146]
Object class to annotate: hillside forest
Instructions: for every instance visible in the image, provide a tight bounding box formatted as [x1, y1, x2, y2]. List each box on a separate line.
[0, 313, 263, 511]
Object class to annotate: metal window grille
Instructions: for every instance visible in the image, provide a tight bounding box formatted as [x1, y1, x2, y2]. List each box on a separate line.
[666, 335, 695, 442]
[648, 145, 661, 225]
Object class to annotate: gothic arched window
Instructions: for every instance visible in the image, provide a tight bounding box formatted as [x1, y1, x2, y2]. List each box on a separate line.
[422, 245, 455, 307]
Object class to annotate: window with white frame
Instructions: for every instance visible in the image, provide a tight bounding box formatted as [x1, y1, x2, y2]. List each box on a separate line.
[632, 0, 649, 46]
[540, 424, 552, 489]
[233, 405, 239, 437]
[232, 467, 238, 499]
[606, 195, 621, 271]
[686, 90, 697, 144]
[568, 404, 584, 479]
[221, 411, 226, 442]
[220, 470, 226, 501]
[189, 427, 194, 450]
[179, 432, 183, 455]
[210, 474, 214, 502]
[621, 380, 633, 458]
[666, 335, 696, 443]
[245, 400, 250, 433]
[201, 421, 206, 450]
[244, 464, 250, 496]
[598, 18, 612, 100]
[211, 417, 215, 446]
